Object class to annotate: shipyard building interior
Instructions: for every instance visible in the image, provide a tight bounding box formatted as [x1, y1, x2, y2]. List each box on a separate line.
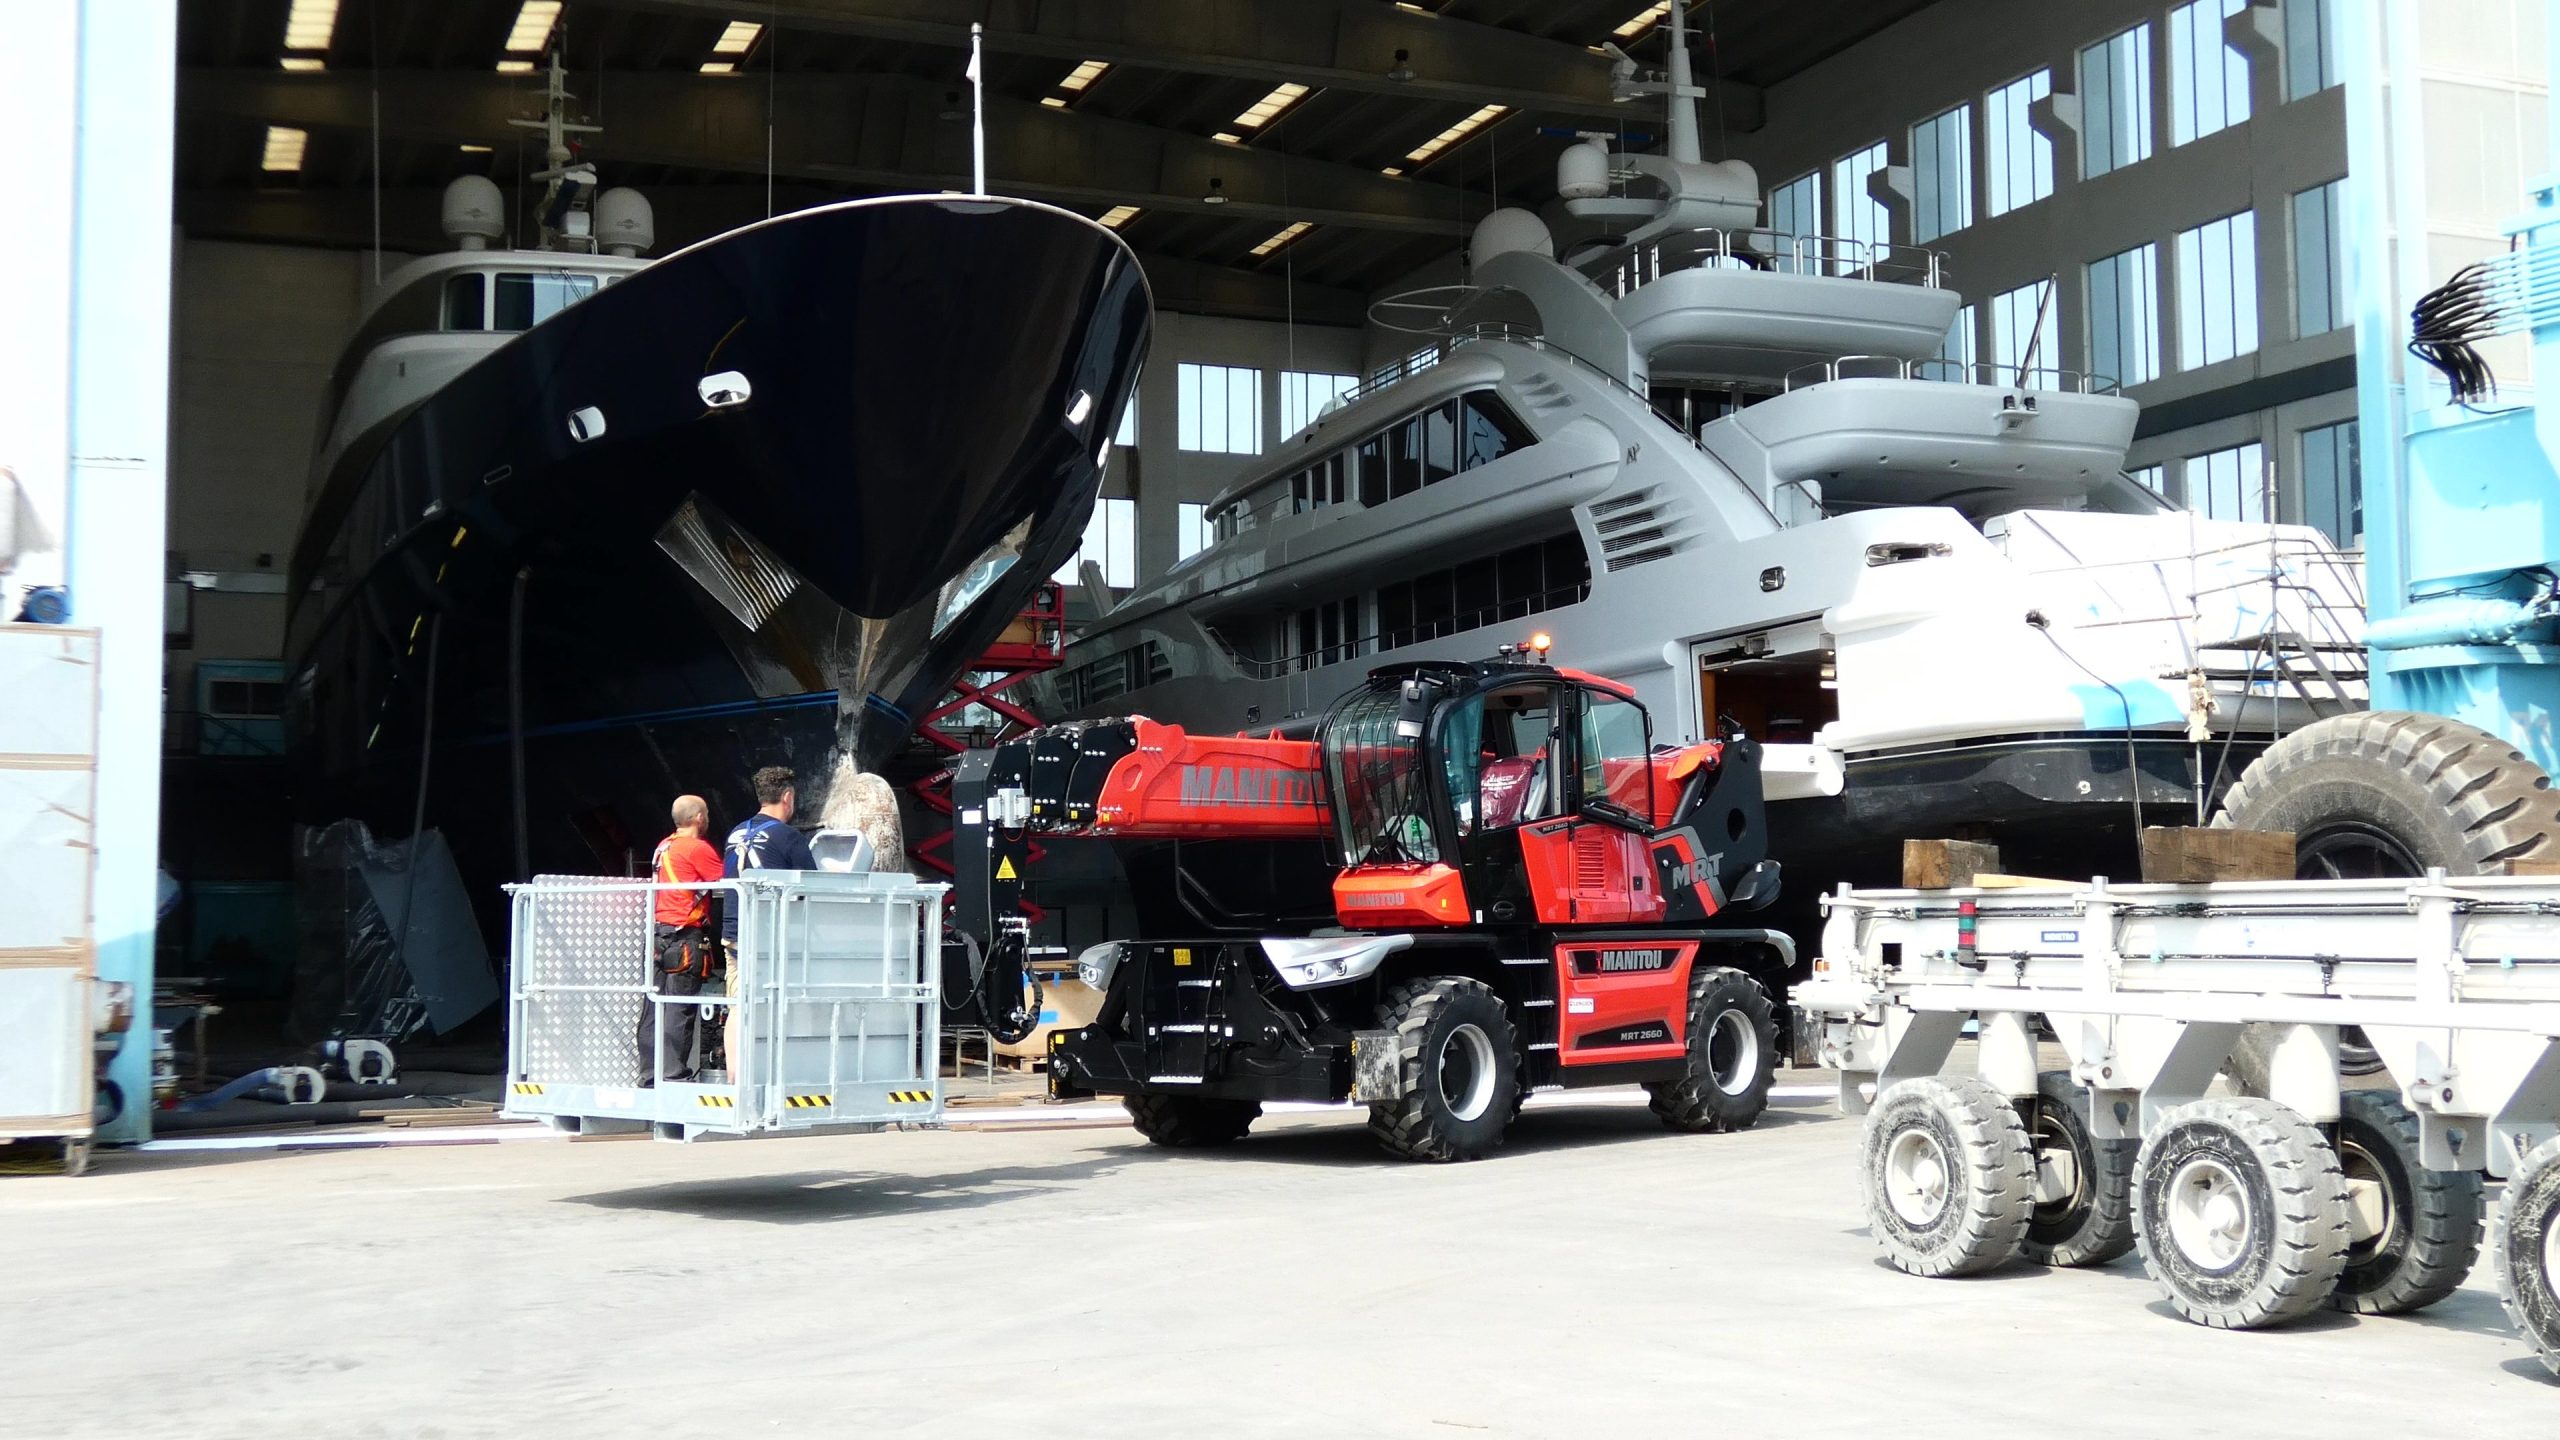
[11, 0, 2560, 1431]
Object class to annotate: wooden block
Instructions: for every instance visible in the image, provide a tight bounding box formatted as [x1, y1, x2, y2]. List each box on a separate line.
[1903, 839, 2001, 889]
[2138, 827, 2296, 883]
[1971, 873, 2081, 891]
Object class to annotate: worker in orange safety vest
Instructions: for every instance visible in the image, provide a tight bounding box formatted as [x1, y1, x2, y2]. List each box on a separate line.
[638, 793, 724, 1083]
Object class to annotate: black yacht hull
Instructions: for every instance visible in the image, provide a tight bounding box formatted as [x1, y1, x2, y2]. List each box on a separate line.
[284, 195, 1149, 892]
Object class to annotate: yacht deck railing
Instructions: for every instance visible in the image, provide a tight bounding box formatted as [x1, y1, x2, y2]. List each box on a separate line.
[1782, 354, 2123, 395]
[1584, 227, 1947, 299]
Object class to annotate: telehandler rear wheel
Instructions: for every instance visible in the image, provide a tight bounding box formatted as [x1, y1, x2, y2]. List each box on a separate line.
[1859, 1076, 2034, 1277]
[1647, 966, 1777, 1133]
[1124, 1094, 1260, 1148]
[1368, 976, 1518, 1163]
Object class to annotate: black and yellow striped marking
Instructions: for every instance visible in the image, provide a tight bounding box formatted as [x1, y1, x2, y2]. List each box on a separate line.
[886, 1090, 932, 1105]
[510, 1082, 545, 1096]
[697, 1094, 736, 1109]
[784, 1093, 833, 1109]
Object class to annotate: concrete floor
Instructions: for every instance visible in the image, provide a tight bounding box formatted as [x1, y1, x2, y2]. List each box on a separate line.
[6, 1085, 2553, 1438]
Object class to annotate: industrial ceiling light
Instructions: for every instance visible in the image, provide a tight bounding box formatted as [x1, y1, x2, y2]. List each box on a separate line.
[1202, 177, 1229, 204]
[1249, 221, 1312, 257]
[1212, 131, 1243, 144]
[496, 59, 537, 74]
[280, 0, 336, 69]
[711, 21, 764, 55]
[1098, 205, 1141, 228]
[1403, 103, 1509, 165]
[1041, 96, 1067, 109]
[1386, 48, 1416, 82]
[1231, 81, 1309, 130]
[459, 143, 495, 154]
[700, 61, 737, 75]
[1058, 60, 1110, 91]
[261, 125, 307, 172]
[1612, 4, 1672, 40]
[504, 0, 561, 56]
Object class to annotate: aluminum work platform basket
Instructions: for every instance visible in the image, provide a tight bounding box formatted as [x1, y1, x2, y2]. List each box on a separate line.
[502, 870, 946, 1141]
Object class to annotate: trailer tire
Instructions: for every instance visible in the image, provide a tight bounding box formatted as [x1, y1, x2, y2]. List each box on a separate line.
[1860, 1076, 2034, 1278]
[2021, 1071, 2137, 1268]
[2133, 1097, 2349, 1328]
[2492, 1135, 2560, 1376]
[2332, 1089, 2484, 1314]
[1123, 1094, 1261, 1148]
[1367, 977, 1518, 1163]
[1648, 966, 1778, 1133]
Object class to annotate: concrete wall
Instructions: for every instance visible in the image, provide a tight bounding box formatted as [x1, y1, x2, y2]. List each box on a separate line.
[1689, 0, 2365, 529]
[166, 238, 366, 699]
[1103, 309, 1363, 586]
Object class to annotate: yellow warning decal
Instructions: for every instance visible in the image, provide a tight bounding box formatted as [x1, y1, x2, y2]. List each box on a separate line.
[886, 1090, 933, 1104]
[995, 856, 1018, 881]
[510, 1082, 545, 1096]
[698, 1094, 736, 1108]
[1173, 947, 1193, 967]
[784, 1093, 833, 1109]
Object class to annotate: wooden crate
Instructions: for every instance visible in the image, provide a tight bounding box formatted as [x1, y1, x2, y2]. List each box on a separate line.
[1903, 839, 2001, 889]
[2137, 827, 2296, 883]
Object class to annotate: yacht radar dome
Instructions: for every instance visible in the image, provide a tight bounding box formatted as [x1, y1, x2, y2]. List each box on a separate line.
[1557, 141, 1611, 200]
[1471, 208, 1554, 264]
[594, 187, 655, 257]
[440, 175, 505, 250]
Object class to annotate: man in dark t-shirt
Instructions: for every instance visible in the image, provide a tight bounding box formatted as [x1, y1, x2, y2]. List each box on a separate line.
[720, 766, 816, 1078]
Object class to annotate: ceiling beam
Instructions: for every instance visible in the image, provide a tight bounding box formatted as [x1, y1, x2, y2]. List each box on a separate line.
[589, 0, 1762, 127]
[181, 67, 1492, 236]
[171, 186, 1372, 326]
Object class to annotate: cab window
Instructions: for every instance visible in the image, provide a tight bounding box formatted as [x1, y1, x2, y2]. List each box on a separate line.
[1446, 683, 1563, 833]
[1577, 688, 1653, 820]
[441, 273, 486, 331]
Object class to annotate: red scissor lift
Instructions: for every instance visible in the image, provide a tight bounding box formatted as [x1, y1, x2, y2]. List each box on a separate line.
[906, 581, 1065, 900]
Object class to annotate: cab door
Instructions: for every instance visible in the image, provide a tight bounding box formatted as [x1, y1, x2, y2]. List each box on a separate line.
[1517, 684, 1663, 925]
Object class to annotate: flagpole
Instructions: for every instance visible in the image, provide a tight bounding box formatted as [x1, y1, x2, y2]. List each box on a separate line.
[968, 22, 987, 196]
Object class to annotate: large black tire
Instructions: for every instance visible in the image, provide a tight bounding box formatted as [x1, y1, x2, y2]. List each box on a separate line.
[1646, 965, 1778, 1133]
[2216, 711, 2560, 878]
[1859, 1075, 2035, 1277]
[2133, 1097, 2349, 1328]
[2021, 1071, 2137, 1268]
[2331, 1089, 2485, 1314]
[2492, 1136, 2560, 1377]
[2216, 711, 2560, 1075]
[1124, 1094, 1261, 1148]
[1368, 977, 1519, 1163]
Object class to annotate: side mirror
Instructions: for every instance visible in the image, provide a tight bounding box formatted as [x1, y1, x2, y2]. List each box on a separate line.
[698, 370, 753, 409]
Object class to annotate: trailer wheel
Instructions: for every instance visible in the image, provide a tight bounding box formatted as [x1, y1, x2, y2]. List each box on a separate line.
[1123, 1094, 1261, 1148]
[1368, 977, 1518, 1163]
[1648, 966, 1778, 1133]
[2133, 1097, 2348, 1328]
[1859, 1076, 2034, 1277]
[2331, 1089, 2484, 1314]
[2021, 1071, 2136, 1268]
[2492, 1136, 2560, 1376]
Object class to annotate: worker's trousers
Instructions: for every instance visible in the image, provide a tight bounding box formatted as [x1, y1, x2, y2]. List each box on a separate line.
[638, 925, 710, 1081]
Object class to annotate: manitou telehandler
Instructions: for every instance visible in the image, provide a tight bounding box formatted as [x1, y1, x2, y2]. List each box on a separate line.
[961, 644, 1794, 1161]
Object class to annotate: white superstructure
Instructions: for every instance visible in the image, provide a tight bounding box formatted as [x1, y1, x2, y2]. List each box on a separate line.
[1042, 5, 2361, 837]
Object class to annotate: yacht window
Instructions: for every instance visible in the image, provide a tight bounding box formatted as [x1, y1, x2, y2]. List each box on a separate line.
[1421, 402, 1459, 486]
[1389, 416, 1425, 498]
[441, 273, 487, 331]
[1322, 453, 1348, 506]
[492, 272, 600, 331]
[1460, 394, 1533, 469]
[1356, 434, 1389, 506]
[1292, 472, 1312, 513]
